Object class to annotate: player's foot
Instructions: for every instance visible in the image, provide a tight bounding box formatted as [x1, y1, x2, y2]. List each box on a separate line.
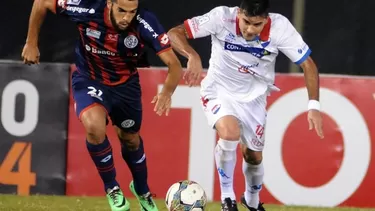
[221, 197, 239, 211]
[240, 195, 266, 211]
[129, 180, 159, 211]
[106, 186, 130, 211]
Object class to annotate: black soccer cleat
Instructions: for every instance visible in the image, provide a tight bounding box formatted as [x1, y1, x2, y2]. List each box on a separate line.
[221, 197, 239, 211]
[240, 195, 266, 211]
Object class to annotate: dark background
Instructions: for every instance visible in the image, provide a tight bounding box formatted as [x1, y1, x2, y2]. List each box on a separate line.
[1, 0, 374, 75]
[0, 62, 70, 195]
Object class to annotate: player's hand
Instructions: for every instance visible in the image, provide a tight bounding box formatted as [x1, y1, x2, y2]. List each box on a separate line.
[151, 92, 172, 116]
[21, 43, 40, 65]
[308, 109, 324, 139]
[184, 54, 203, 87]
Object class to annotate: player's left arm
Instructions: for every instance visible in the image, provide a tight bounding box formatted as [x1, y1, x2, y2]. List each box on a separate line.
[300, 56, 319, 102]
[300, 57, 324, 139]
[277, 16, 324, 138]
[139, 11, 183, 115]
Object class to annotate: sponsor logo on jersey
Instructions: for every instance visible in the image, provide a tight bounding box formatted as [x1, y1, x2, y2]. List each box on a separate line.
[224, 42, 270, 58]
[195, 15, 210, 25]
[225, 33, 236, 42]
[85, 45, 116, 56]
[298, 44, 308, 54]
[137, 15, 159, 38]
[86, 28, 101, 39]
[189, 15, 210, 33]
[106, 34, 118, 42]
[238, 63, 259, 74]
[66, 6, 95, 14]
[158, 33, 170, 47]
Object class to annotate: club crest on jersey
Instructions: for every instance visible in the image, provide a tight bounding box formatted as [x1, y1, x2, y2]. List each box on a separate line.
[124, 35, 138, 49]
[224, 42, 270, 58]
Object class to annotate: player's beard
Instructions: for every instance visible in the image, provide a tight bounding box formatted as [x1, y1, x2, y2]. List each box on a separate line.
[110, 6, 125, 32]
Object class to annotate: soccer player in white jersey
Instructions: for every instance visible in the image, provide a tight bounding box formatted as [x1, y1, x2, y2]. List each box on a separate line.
[168, 0, 324, 210]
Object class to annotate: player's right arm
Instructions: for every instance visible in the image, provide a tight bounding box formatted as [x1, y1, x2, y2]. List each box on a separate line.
[22, 0, 56, 64]
[167, 7, 223, 86]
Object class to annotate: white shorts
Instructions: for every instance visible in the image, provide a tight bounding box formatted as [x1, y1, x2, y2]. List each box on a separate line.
[201, 94, 267, 151]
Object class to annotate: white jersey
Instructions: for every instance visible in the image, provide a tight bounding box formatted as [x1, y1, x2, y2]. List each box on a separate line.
[184, 6, 311, 102]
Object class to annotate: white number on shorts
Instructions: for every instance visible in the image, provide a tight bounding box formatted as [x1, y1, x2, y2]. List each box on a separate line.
[87, 86, 103, 101]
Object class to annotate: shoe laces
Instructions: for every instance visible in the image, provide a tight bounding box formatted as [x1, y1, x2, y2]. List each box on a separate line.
[222, 198, 236, 210]
[141, 192, 156, 206]
[108, 187, 121, 204]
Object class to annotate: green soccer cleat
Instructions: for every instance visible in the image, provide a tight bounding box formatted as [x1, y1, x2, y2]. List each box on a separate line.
[129, 181, 159, 211]
[106, 186, 130, 211]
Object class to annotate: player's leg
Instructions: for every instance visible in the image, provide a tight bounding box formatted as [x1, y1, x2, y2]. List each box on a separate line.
[215, 116, 240, 211]
[110, 74, 158, 211]
[115, 127, 158, 210]
[202, 97, 240, 211]
[240, 146, 265, 211]
[238, 95, 267, 211]
[72, 71, 129, 211]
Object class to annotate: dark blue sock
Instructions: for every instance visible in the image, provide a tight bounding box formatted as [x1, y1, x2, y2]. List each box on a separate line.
[86, 137, 119, 192]
[121, 137, 149, 195]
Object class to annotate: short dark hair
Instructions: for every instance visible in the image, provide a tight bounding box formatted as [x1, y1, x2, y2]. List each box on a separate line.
[240, 0, 269, 17]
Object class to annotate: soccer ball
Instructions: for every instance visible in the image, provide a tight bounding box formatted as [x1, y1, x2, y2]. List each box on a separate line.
[165, 180, 207, 211]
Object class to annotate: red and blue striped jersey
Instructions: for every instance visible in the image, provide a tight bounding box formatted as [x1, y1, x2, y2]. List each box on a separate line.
[54, 0, 171, 85]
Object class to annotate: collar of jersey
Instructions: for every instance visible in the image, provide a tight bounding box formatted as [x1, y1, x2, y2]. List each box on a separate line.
[236, 16, 271, 41]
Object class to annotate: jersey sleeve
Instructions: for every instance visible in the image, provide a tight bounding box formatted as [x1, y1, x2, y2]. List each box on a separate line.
[138, 11, 172, 55]
[276, 16, 311, 65]
[183, 7, 224, 39]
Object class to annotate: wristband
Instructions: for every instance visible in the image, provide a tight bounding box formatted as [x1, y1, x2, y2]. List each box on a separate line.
[308, 100, 320, 111]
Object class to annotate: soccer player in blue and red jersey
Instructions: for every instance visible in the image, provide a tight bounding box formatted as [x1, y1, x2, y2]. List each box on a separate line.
[22, 0, 183, 210]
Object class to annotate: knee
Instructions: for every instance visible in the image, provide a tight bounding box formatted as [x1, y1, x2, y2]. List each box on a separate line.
[81, 107, 107, 144]
[243, 149, 263, 165]
[84, 121, 106, 144]
[244, 156, 262, 165]
[216, 118, 241, 141]
[220, 129, 240, 140]
[117, 129, 140, 150]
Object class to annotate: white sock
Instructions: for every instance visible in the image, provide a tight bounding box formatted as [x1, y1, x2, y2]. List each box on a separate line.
[215, 139, 239, 201]
[243, 159, 264, 208]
